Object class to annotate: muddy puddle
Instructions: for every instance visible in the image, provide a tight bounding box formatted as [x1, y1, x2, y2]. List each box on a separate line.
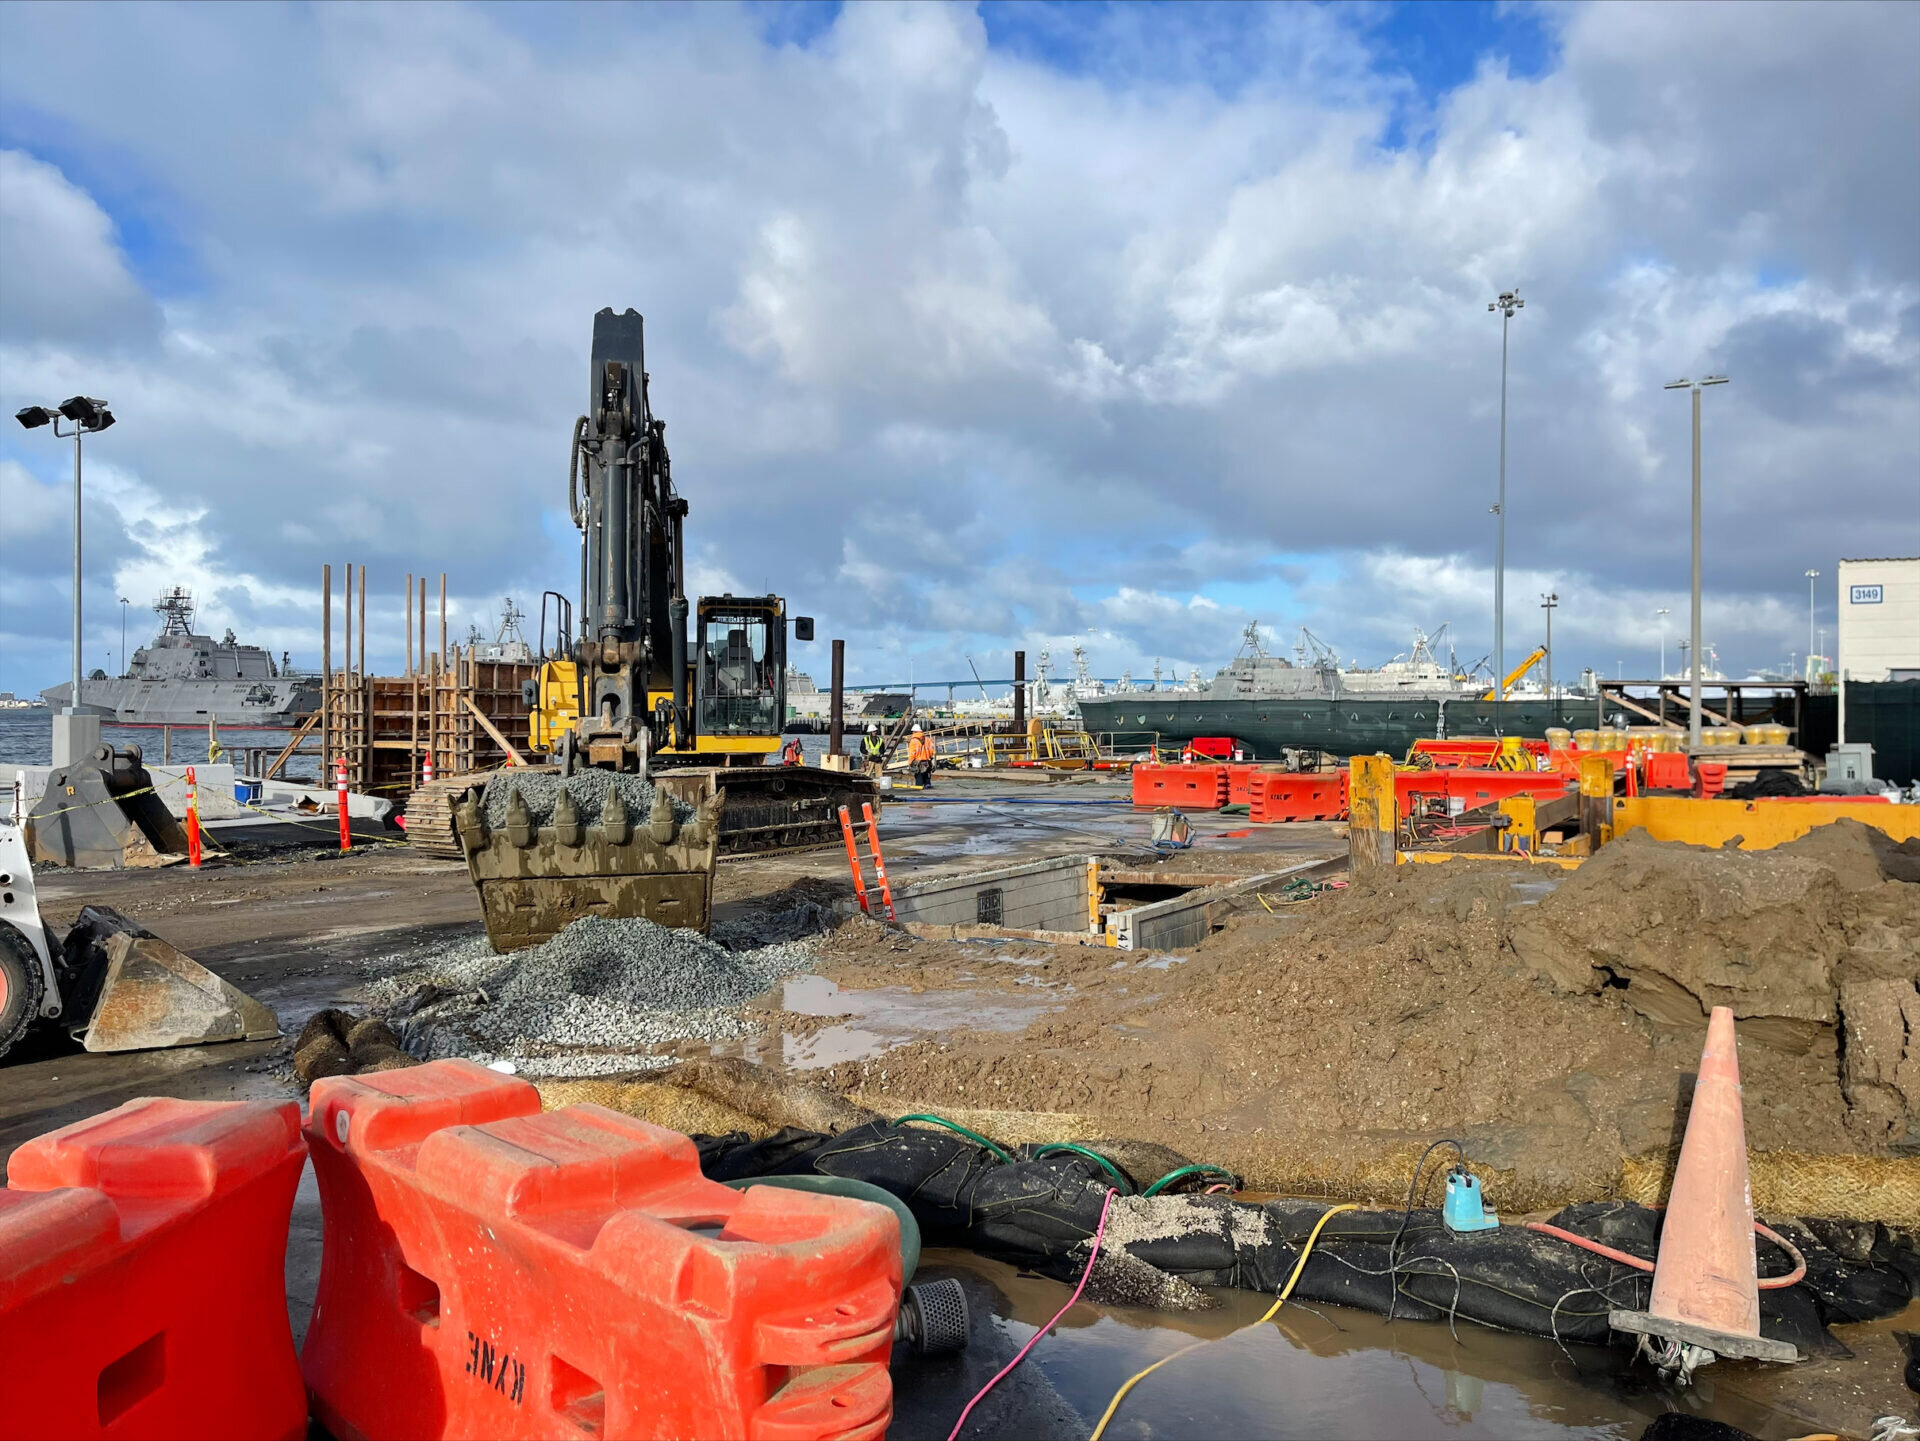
[903, 1250, 1809, 1440]
[757, 973, 1065, 1067]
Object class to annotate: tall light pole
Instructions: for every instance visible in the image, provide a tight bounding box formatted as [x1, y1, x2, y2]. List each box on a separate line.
[1488, 288, 1524, 735]
[119, 596, 131, 678]
[1540, 591, 1558, 719]
[1663, 374, 1729, 750]
[1804, 569, 1819, 679]
[16, 396, 116, 766]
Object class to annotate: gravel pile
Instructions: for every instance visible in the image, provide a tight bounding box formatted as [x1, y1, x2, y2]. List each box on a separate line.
[480, 770, 696, 830]
[361, 914, 817, 1076]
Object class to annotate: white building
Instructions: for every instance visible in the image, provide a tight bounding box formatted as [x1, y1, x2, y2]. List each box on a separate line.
[1837, 558, 1920, 684]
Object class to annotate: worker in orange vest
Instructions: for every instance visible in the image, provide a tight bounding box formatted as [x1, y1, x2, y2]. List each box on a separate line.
[780, 735, 804, 766]
[907, 725, 936, 788]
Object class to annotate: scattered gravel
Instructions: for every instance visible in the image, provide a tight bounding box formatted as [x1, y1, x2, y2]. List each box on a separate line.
[480, 769, 696, 831]
[361, 913, 818, 1076]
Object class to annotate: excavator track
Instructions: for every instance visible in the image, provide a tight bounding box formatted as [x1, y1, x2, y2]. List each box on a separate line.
[402, 772, 502, 859]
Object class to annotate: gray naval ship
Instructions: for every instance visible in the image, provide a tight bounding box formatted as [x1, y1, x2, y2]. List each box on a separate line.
[1076, 621, 1577, 757]
[42, 587, 320, 727]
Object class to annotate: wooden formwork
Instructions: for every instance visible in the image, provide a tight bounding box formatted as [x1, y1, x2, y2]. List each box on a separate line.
[322, 649, 538, 801]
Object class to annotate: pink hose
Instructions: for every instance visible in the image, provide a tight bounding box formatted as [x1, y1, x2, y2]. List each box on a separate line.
[947, 1188, 1118, 1441]
[1525, 1219, 1807, 1289]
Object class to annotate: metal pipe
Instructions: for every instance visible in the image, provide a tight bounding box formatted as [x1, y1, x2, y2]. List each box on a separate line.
[830, 638, 846, 756]
[439, 574, 446, 669]
[406, 572, 414, 675]
[1013, 650, 1026, 734]
[1691, 383, 1702, 749]
[321, 564, 331, 774]
[71, 426, 82, 714]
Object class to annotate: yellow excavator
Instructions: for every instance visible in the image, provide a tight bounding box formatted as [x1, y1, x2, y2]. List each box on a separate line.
[1480, 646, 1547, 702]
[447, 309, 874, 949]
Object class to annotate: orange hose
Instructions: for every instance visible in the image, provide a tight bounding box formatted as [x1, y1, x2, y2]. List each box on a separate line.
[1524, 1219, 1806, 1289]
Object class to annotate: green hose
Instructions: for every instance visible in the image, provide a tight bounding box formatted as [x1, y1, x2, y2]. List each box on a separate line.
[1033, 1143, 1132, 1193]
[892, 1113, 1017, 1165]
[725, 1174, 921, 1280]
[1142, 1163, 1239, 1197]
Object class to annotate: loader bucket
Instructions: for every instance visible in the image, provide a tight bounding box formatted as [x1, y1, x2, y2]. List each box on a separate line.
[27, 748, 188, 869]
[62, 905, 280, 1052]
[455, 771, 725, 951]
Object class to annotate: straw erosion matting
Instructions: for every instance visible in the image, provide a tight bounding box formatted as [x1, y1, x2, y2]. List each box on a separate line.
[360, 914, 819, 1077]
[792, 821, 1920, 1214]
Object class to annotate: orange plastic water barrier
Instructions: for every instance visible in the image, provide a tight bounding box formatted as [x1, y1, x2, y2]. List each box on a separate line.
[0, 1097, 308, 1441]
[1249, 772, 1349, 822]
[1130, 764, 1229, 810]
[1641, 751, 1691, 791]
[1224, 764, 1286, 806]
[302, 1059, 900, 1441]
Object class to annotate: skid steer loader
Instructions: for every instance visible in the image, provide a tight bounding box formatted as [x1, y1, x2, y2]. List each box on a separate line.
[449, 309, 874, 951]
[0, 820, 279, 1061]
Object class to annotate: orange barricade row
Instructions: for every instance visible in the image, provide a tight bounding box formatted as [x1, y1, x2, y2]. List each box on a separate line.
[1249, 772, 1349, 823]
[302, 1059, 900, 1441]
[1130, 764, 1229, 810]
[0, 1098, 308, 1441]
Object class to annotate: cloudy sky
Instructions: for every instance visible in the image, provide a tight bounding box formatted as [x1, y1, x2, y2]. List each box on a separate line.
[2, 0, 1915, 701]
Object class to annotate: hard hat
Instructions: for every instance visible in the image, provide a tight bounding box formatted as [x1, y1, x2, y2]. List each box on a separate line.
[912, 724, 922, 733]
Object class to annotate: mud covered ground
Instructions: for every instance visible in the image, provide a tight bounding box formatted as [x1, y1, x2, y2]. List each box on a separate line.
[787, 821, 1920, 1213]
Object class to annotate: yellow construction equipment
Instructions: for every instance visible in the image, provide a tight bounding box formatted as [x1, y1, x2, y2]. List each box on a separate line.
[1481, 646, 1548, 702]
[451, 309, 874, 949]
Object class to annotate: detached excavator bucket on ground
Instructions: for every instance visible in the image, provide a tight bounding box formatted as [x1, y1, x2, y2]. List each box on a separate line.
[27, 746, 188, 870]
[454, 770, 725, 952]
[60, 906, 281, 1052]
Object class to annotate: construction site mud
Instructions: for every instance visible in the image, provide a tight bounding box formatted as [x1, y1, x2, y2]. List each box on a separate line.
[4, 781, 1917, 1433]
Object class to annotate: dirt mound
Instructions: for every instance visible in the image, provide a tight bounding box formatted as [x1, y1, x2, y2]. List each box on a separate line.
[784, 822, 1920, 1200]
[1780, 815, 1920, 887]
[1509, 830, 1847, 1048]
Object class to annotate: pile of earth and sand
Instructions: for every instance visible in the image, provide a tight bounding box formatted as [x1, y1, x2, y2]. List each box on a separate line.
[301, 818, 1919, 1225]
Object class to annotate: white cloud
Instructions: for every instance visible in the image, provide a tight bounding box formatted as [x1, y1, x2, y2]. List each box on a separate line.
[0, 0, 1912, 698]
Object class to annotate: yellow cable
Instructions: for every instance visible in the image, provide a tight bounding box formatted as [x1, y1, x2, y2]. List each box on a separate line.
[1087, 1202, 1359, 1441]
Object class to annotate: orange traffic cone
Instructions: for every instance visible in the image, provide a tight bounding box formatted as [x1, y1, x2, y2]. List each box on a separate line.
[1610, 1006, 1798, 1380]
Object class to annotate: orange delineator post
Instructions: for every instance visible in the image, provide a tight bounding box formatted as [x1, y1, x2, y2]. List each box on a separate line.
[301, 1060, 900, 1441]
[838, 804, 871, 914]
[1608, 1006, 1798, 1374]
[862, 802, 896, 921]
[335, 757, 351, 852]
[185, 763, 203, 868]
[0, 1097, 309, 1441]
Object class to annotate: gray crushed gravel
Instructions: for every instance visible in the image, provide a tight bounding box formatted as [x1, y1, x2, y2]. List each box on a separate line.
[361, 914, 817, 1076]
[480, 769, 695, 830]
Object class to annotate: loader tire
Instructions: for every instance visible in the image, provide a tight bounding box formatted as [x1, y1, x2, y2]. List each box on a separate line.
[0, 921, 45, 1062]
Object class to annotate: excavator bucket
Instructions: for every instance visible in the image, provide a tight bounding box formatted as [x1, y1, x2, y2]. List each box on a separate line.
[455, 770, 725, 952]
[27, 747, 188, 869]
[61, 906, 280, 1052]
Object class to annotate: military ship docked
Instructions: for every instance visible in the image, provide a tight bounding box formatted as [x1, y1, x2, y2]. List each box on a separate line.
[42, 588, 320, 727]
[1076, 622, 1588, 758]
